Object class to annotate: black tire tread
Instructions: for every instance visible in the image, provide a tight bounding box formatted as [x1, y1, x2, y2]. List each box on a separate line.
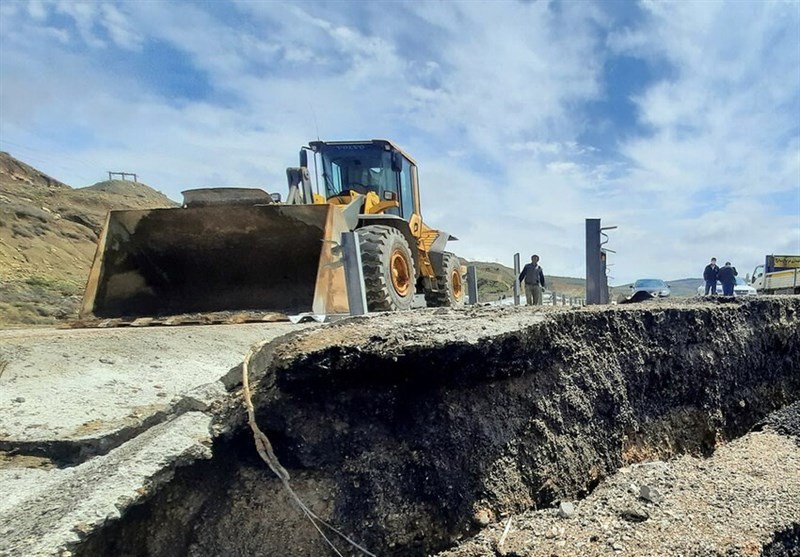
[359, 225, 416, 312]
[424, 252, 464, 308]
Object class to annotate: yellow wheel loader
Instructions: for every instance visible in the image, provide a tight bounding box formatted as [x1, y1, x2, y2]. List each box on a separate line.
[80, 139, 464, 319]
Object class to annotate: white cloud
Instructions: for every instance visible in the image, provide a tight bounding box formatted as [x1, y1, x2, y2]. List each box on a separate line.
[99, 3, 142, 50]
[53, 1, 106, 49]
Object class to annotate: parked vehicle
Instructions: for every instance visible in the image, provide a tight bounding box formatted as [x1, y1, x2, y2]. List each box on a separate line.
[749, 255, 800, 295]
[697, 277, 757, 297]
[630, 279, 670, 298]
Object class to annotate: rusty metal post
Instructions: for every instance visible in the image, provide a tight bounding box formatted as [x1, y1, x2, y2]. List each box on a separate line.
[586, 219, 603, 305]
[341, 231, 367, 316]
[466, 265, 478, 305]
[513, 253, 521, 306]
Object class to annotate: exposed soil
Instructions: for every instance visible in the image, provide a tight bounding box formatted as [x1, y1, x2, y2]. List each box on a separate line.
[0, 151, 175, 326]
[68, 298, 800, 557]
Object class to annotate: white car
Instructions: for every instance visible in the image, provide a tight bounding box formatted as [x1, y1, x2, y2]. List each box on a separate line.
[697, 277, 757, 296]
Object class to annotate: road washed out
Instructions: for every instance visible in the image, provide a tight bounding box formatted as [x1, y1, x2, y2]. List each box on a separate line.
[2, 298, 799, 557]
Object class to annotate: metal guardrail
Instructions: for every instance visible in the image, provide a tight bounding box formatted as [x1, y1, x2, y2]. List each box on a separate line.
[479, 290, 585, 307]
[545, 290, 585, 307]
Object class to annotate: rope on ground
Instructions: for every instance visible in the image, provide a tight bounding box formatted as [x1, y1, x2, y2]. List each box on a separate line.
[0, 359, 8, 380]
[242, 340, 378, 557]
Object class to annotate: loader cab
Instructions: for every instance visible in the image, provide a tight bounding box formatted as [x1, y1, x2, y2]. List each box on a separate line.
[309, 140, 420, 220]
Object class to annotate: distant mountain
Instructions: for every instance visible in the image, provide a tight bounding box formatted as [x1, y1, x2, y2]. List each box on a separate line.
[664, 278, 704, 297]
[472, 262, 705, 302]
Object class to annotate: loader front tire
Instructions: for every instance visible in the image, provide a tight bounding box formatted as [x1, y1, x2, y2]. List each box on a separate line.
[359, 225, 416, 312]
[424, 252, 465, 308]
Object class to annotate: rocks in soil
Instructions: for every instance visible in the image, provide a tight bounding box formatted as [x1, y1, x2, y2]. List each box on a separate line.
[639, 485, 663, 503]
[620, 506, 649, 523]
[557, 501, 575, 518]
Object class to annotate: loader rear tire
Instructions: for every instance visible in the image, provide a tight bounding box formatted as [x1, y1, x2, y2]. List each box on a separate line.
[359, 225, 416, 312]
[424, 252, 465, 308]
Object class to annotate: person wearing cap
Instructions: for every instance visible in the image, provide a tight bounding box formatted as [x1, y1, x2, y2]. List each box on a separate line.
[717, 261, 738, 296]
[703, 257, 719, 296]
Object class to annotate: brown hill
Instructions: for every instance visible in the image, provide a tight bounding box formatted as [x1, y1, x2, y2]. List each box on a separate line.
[467, 260, 586, 302]
[0, 152, 176, 325]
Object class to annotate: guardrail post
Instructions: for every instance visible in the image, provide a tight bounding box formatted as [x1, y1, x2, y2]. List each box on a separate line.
[341, 231, 368, 316]
[466, 265, 478, 305]
[513, 253, 521, 306]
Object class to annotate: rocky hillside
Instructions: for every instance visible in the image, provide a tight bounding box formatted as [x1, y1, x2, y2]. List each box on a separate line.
[0, 152, 176, 325]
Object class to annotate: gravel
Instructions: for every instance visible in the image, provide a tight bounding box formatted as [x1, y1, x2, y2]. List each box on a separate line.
[436, 415, 800, 557]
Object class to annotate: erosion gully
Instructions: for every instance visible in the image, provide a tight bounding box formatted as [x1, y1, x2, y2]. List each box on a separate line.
[75, 298, 800, 557]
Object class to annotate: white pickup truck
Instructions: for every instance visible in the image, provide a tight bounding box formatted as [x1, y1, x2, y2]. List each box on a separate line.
[750, 255, 800, 294]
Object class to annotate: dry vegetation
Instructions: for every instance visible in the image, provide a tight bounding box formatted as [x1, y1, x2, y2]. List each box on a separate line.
[0, 152, 175, 326]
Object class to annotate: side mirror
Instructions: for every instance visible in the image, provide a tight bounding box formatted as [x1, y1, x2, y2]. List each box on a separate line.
[391, 151, 402, 172]
[299, 150, 308, 168]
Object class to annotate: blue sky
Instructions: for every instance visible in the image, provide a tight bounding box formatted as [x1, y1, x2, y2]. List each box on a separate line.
[1, 0, 799, 284]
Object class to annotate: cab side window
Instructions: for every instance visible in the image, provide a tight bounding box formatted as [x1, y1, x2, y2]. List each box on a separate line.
[399, 158, 416, 219]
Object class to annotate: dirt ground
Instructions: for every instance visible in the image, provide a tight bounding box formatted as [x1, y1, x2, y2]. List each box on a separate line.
[1, 298, 789, 557]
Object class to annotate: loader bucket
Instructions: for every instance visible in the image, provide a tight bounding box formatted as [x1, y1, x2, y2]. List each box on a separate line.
[80, 204, 350, 319]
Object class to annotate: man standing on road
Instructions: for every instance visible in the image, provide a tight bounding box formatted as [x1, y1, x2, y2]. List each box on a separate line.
[718, 261, 738, 296]
[518, 255, 546, 306]
[703, 257, 719, 295]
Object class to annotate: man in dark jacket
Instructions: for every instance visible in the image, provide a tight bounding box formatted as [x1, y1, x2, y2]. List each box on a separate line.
[703, 257, 719, 295]
[717, 261, 738, 296]
[518, 255, 546, 305]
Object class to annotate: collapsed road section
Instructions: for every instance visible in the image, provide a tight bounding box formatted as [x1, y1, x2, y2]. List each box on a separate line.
[2, 298, 799, 557]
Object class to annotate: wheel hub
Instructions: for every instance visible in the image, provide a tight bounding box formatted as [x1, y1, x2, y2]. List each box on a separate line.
[390, 250, 412, 297]
[451, 269, 463, 300]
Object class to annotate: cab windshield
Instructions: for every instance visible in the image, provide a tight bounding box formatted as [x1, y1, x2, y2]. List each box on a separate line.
[314, 142, 416, 219]
[319, 144, 394, 199]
